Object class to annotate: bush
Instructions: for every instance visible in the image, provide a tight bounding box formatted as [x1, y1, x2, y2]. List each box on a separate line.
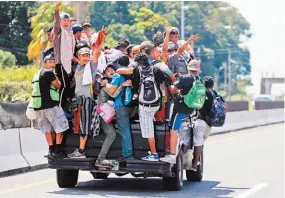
[0, 65, 38, 102]
[0, 50, 16, 67]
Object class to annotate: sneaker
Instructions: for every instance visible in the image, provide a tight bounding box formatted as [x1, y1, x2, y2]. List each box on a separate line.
[118, 155, 134, 162]
[95, 159, 114, 168]
[68, 149, 86, 158]
[53, 151, 67, 159]
[141, 151, 159, 162]
[160, 154, 176, 164]
[47, 150, 54, 158]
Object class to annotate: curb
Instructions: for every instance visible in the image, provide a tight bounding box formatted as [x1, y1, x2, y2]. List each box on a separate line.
[0, 121, 283, 178]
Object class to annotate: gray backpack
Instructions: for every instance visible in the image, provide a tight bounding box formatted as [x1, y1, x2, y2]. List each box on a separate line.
[138, 66, 160, 104]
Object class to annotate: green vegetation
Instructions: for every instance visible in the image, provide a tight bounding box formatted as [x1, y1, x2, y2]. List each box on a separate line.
[0, 65, 38, 102]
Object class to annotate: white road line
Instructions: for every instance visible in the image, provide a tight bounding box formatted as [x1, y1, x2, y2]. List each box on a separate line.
[234, 183, 269, 198]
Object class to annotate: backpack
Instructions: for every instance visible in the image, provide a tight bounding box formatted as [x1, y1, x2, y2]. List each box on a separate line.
[183, 76, 206, 109]
[209, 90, 226, 127]
[138, 66, 160, 104]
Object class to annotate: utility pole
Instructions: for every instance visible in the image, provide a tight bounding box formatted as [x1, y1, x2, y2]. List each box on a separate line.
[181, 1, 185, 40]
[223, 62, 227, 93]
[228, 49, 232, 101]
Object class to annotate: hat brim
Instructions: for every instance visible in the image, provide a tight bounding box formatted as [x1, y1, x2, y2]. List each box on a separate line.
[189, 68, 200, 71]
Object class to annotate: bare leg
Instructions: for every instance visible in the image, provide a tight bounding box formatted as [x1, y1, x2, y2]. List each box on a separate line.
[170, 130, 178, 155]
[192, 146, 202, 170]
[55, 133, 63, 144]
[148, 137, 157, 153]
[79, 136, 88, 151]
[45, 132, 54, 146]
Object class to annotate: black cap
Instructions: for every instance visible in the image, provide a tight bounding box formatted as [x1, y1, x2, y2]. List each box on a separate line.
[117, 55, 130, 66]
[45, 26, 53, 33]
[153, 33, 163, 47]
[115, 38, 130, 50]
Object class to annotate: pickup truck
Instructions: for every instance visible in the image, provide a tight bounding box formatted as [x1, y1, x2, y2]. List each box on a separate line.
[48, 111, 203, 191]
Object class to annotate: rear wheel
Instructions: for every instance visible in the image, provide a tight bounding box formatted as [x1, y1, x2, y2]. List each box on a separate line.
[162, 151, 183, 191]
[186, 146, 203, 182]
[91, 172, 109, 179]
[56, 169, 78, 188]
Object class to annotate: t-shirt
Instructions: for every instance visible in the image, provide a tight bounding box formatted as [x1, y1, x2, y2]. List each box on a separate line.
[109, 73, 127, 107]
[132, 65, 166, 106]
[149, 58, 172, 76]
[199, 90, 214, 125]
[173, 74, 195, 113]
[36, 69, 58, 110]
[168, 54, 188, 75]
[74, 60, 98, 98]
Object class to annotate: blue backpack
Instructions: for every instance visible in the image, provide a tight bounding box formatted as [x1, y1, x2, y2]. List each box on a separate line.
[209, 90, 226, 127]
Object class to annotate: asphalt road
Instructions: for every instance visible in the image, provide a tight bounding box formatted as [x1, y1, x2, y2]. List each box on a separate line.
[0, 124, 283, 198]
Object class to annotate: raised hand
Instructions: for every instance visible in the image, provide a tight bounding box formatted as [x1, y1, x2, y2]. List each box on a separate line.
[55, 2, 61, 12]
[164, 24, 171, 34]
[189, 34, 199, 42]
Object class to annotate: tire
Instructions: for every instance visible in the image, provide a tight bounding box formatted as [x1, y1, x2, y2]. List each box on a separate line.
[91, 172, 109, 179]
[186, 146, 203, 182]
[56, 169, 79, 188]
[162, 151, 183, 191]
[115, 173, 128, 177]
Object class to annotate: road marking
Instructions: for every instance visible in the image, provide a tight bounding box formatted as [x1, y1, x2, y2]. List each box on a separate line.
[0, 179, 53, 195]
[234, 183, 269, 198]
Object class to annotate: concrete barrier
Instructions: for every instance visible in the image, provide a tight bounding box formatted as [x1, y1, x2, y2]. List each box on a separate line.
[0, 128, 30, 177]
[0, 109, 284, 177]
[255, 101, 284, 110]
[20, 128, 47, 167]
[226, 101, 249, 112]
[0, 102, 30, 130]
[212, 108, 284, 134]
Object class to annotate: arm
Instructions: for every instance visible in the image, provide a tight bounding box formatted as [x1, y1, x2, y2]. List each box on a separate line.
[53, 2, 61, 35]
[161, 24, 171, 62]
[105, 84, 118, 95]
[116, 67, 134, 75]
[176, 35, 199, 57]
[132, 67, 140, 93]
[51, 74, 61, 89]
[92, 27, 107, 64]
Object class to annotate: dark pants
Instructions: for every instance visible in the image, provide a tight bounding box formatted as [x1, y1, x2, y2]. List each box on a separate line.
[55, 64, 75, 112]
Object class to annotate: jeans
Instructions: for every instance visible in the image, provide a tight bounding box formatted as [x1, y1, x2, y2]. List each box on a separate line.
[97, 118, 117, 160]
[115, 106, 134, 157]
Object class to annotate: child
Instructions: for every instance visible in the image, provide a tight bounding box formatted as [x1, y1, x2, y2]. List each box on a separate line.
[68, 27, 107, 158]
[28, 54, 69, 158]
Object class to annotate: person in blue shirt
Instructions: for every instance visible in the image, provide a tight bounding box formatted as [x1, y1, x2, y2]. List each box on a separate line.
[105, 55, 134, 161]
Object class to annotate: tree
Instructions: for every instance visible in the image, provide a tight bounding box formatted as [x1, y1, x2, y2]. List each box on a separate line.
[27, 3, 75, 63]
[0, 2, 36, 65]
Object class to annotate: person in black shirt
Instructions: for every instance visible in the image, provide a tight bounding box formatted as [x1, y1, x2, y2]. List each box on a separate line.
[132, 53, 167, 161]
[30, 54, 69, 158]
[192, 76, 214, 171]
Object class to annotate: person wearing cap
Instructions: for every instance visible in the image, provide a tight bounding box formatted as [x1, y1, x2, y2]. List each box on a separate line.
[70, 17, 77, 26]
[81, 22, 92, 44]
[28, 54, 69, 158]
[160, 59, 203, 164]
[95, 64, 130, 167]
[71, 24, 84, 66]
[105, 55, 134, 161]
[42, 26, 55, 61]
[153, 33, 164, 47]
[162, 24, 199, 77]
[140, 41, 152, 53]
[52, 2, 75, 114]
[68, 27, 107, 158]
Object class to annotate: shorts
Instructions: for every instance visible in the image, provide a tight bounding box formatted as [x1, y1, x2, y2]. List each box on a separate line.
[193, 119, 212, 146]
[170, 111, 191, 131]
[37, 106, 69, 133]
[139, 104, 160, 138]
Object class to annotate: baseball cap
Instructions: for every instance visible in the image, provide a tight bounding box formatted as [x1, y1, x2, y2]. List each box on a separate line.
[82, 22, 92, 28]
[104, 64, 117, 73]
[45, 26, 53, 33]
[60, 12, 70, 20]
[43, 54, 55, 62]
[167, 42, 179, 52]
[153, 33, 163, 47]
[71, 24, 83, 33]
[188, 59, 201, 71]
[78, 47, 90, 55]
[170, 27, 180, 35]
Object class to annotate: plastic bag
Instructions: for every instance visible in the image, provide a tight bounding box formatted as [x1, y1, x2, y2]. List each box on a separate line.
[96, 102, 115, 124]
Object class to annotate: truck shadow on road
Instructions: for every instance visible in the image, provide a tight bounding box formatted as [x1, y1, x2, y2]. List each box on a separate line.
[48, 178, 249, 198]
